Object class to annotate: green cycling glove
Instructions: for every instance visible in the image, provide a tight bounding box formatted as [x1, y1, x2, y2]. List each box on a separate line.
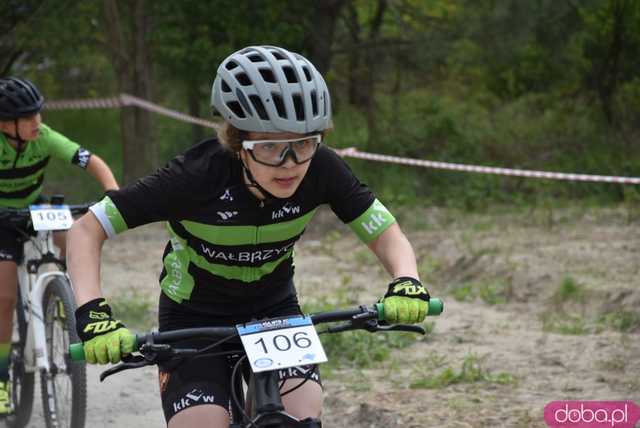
[75, 298, 135, 364]
[380, 277, 430, 324]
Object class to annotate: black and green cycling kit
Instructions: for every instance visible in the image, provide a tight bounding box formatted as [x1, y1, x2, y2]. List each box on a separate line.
[0, 123, 91, 208]
[90, 139, 396, 315]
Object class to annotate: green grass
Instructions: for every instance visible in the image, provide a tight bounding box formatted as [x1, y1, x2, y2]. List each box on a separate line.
[541, 313, 593, 335]
[302, 299, 431, 373]
[450, 280, 511, 305]
[108, 290, 156, 330]
[409, 353, 516, 389]
[552, 276, 586, 305]
[599, 311, 640, 333]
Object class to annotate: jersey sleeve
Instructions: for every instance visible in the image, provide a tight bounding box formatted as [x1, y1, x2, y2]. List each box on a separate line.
[320, 147, 396, 243]
[89, 147, 209, 238]
[40, 124, 82, 163]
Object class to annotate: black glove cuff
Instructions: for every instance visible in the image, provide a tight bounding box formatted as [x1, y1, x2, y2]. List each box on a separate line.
[75, 297, 110, 318]
[384, 277, 430, 301]
[75, 298, 124, 341]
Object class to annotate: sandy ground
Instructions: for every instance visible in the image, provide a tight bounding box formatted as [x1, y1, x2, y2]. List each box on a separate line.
[19, 205, 640, 427]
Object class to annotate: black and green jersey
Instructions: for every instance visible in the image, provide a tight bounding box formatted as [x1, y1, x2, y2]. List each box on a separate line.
[0, 123, 91, 208]
[90, 139, 396, 315]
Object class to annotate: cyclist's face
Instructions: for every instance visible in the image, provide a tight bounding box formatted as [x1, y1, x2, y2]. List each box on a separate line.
[0, 113, 42, 142]
[240, 131, 314, 199]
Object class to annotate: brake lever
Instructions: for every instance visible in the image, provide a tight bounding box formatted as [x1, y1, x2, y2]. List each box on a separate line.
[99, 354, 151, 382]
[99, 343, 176, 382]
[376, 324, 426, 334]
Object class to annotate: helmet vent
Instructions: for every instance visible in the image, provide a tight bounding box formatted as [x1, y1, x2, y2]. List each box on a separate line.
[221, 80, 231, 93]
[302, 67, 312, 82]
[247, 54, 264, 63]
[259, 68, 276, 83]
[226, 101, 246, 119]
[322, 92, 327, 115]
[225, 61, 239, 70]
[236, 73, 252, 86]
[310, 90, 318, 116]
[249, 95, 268, 120]
[293, 94, 304, 121]
[272, 51, 285, 60]
[282, 66, 298, 84]
[272, 93, 286, 118]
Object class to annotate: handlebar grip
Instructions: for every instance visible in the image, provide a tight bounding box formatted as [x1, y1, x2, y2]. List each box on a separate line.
[69, 336, 142, 361]
[428, 298, 444, 315]
[375, 297, 444, 321]
[69, 343, 86, 361]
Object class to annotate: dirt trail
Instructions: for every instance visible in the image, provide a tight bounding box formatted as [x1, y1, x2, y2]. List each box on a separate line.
[23, 205, 640, 427]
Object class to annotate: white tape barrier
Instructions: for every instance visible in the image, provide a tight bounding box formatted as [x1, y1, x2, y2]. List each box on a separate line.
[44, 94, 639, 185]
[45, 94, 220, 130]
[334, 148, 640, 185]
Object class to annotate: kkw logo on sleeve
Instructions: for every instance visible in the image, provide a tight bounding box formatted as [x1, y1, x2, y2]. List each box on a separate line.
[544, 401, 640, 427]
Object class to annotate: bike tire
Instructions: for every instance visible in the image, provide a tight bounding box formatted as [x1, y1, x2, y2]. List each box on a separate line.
[6, 283, 36, 428]
[40, 277, 86, 428]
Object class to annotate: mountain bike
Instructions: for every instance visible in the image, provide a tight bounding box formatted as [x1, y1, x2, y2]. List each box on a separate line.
[70, 299, 443, 427]
[1, 197, 91, 428]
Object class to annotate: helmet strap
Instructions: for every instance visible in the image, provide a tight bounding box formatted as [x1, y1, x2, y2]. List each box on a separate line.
[5, 119, 26, 169]
[240, 159, 279, 203]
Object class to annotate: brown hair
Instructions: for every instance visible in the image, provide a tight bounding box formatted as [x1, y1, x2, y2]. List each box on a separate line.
[216, 122, 247, 153]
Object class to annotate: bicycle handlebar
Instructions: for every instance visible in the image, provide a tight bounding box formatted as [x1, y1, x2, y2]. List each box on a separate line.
[68, 298, 443, 361]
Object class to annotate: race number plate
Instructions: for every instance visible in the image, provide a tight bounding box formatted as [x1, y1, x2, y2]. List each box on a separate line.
[237, 316, 327, 373]
[29, 205, 73, 231]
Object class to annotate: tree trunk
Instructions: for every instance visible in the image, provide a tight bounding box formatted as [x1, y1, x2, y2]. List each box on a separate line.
[364, 0, 388, 148]
[305, 0, 347, 75]
[103, 0, 154, 185]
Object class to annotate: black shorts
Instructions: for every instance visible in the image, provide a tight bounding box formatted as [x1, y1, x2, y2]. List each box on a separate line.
[157, 291, 322, 423]
[0, 225, 28, 263]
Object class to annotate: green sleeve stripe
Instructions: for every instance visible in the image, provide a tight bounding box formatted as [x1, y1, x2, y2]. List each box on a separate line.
[348, 199, 396, 243]
[160, 233, 196, 303]
[89, 196, 129, 238]
[163, 224, 294, 292]
[180, 208, 317, 245]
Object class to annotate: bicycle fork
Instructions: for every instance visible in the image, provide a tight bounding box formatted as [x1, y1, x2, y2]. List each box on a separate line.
[23, 271, 69, 428]
[247, 372, 322, 427]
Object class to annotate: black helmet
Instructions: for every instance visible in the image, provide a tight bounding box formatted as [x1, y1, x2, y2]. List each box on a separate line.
[0, 77, 45, 120]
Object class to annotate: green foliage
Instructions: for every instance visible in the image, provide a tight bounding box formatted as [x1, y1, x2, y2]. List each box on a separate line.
[599, 311, 640, 333]
[301, 300, 424, 372]
[541, 313, 593, 335]
[4, 0, 639, 208]
[108, 290, 156, 331]
[41, 109, 122, 203]
[552, 276, 586, 305]
[409, 353, 516, 389]
[450, 280, 510, 305]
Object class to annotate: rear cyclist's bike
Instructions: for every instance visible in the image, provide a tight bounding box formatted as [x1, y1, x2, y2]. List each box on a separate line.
[2, 197, 90, 428]
[70, 299, 443, 427]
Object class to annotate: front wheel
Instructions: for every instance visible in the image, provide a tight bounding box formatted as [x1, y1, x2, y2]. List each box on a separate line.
[40, 277, 86, 428]
[6, 284, 35, 428]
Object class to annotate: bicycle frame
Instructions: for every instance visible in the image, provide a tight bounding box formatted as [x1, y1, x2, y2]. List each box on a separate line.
[73, 301, 444, 427]
[17, 229, 67, 374]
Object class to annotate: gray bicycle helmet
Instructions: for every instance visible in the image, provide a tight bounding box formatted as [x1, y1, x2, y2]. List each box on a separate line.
[211, 46, 331, 134]
[0, 77, 44, 120]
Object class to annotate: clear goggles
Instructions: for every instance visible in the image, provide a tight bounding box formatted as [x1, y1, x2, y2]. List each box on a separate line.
[241, 134, 322, 167]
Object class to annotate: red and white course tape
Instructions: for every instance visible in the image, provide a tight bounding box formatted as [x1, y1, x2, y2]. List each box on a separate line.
[44, 94, 639, 185]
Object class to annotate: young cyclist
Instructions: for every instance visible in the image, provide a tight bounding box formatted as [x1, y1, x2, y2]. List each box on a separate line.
[0, 77, 119, 415]
[67, 45, 430, 428]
